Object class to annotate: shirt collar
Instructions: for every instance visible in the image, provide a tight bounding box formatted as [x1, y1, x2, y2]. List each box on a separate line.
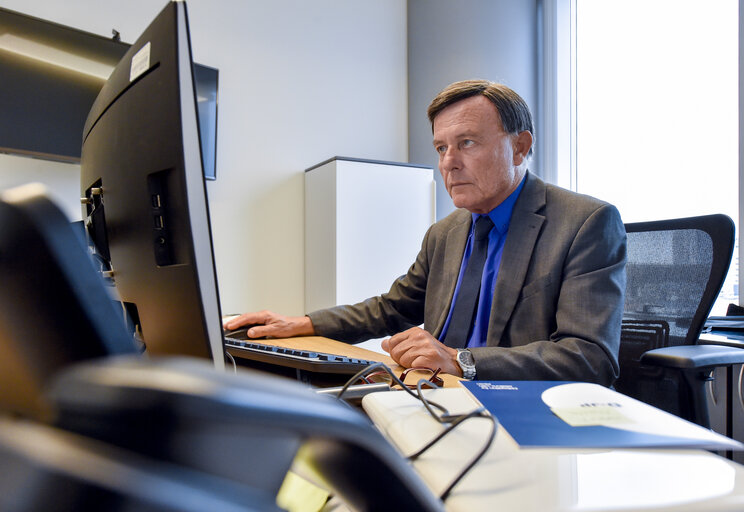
[471, 174, 527, 235]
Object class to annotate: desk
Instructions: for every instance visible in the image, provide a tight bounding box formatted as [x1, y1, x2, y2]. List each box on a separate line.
[698, 333, 744, 464]
[231, 336, 463, 388]
[363, 388, 744, 512]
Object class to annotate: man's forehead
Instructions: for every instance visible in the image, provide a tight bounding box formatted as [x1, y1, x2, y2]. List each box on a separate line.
[432, 96, 503, 137]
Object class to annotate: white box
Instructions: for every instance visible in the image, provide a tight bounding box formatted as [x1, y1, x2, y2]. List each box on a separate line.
[305, 157, 435, 312]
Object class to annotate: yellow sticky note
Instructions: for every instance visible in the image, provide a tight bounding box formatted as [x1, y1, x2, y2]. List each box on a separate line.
[552, 405, 632, 427]
[276, 471, 329, 512]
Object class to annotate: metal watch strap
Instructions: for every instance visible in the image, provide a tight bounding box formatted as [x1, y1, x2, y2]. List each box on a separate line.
[456, 349, 476, 380]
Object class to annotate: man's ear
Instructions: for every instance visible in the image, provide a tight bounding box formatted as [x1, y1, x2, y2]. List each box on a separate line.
[512, 131, 533, 166]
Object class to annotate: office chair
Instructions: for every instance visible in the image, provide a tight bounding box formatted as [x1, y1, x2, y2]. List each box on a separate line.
[46, 356, 444, 512]
[0, 184, 138, 421]
[614, 214, 744, 428]
[0, 185, 444, 511]
[0, 416, 278, 512]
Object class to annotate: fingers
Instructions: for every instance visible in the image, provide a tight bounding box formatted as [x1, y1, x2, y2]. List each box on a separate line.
[383, 327, 460, 375]
[222, 310, 275, 330]
[381, 338, 390, 352]
[382, 329, 409, 353]
[244, 324, 275, 339]
[223, 312, 314, 339]
[385, 328, 436, 367]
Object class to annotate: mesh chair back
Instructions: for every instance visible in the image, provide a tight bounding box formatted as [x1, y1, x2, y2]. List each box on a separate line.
[615, 214, 735, 416]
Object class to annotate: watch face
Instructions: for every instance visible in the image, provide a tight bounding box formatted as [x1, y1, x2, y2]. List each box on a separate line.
[458, 349, 475, 366]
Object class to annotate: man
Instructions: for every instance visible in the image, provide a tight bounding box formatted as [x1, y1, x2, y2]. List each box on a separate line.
[225, 80, 626, 385]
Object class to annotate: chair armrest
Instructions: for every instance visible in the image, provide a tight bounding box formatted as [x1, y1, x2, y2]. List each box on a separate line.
[640, 344, 744, 370]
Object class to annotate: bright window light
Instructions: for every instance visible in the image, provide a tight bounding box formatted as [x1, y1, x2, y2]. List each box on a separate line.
[575, 0, 739, 314]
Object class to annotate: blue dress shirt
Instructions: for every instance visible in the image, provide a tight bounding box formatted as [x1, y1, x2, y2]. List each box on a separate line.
[440, 175, 526, 348]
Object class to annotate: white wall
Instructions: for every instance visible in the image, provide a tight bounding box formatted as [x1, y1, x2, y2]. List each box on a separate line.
[0, 155, 81, 221]
[0, 0, 408, 316]
[407, 0, 538, 220]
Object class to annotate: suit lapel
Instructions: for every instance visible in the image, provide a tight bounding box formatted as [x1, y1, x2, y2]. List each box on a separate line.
[432, 213, 471, 338]
[487, 173, 546, 345]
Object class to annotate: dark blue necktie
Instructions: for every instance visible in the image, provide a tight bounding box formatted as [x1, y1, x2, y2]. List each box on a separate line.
[443, 215, 494, 348]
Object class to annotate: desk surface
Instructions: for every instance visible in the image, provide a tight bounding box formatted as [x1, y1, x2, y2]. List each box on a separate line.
[363, 388, 744, 512]
[699, 332, 744, 348]
[256, 336, 463, 388]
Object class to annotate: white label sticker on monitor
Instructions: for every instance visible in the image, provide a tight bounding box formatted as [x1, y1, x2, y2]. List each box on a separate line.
[130, 42, 151, 82]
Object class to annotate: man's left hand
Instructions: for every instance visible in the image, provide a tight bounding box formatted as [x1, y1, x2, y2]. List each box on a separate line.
[381, 327, 462, 377]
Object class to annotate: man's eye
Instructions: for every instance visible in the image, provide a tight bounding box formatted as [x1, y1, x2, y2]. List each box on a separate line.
[436, 145, 447, 154]
[462, 139, 475, 148]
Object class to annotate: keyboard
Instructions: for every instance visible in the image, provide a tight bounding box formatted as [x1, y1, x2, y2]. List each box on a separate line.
[224, 337, 378, 374]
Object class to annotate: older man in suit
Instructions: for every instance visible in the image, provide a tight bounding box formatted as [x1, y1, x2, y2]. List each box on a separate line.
[225, 80, 627, 385]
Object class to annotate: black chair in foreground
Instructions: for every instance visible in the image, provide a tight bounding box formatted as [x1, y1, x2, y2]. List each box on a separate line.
[615, 214, 744, 428]
[0, 184, 444, 511]
[46, 356, 444, 512]
[0, 183, 138, 421]
[0, 416, 277, 512]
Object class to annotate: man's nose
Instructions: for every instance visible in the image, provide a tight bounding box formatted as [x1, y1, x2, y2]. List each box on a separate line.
[441, 147, 461, 172]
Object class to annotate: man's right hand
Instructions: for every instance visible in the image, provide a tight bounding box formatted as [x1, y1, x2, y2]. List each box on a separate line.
[222, 310, 315, 339]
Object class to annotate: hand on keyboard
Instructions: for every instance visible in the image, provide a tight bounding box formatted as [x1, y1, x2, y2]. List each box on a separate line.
[223, 337, 378, 375]
[224, 327, 265, 340]
[223, 310, 315, 339]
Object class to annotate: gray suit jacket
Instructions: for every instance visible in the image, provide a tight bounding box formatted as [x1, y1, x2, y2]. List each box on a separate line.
[308, 172, 627, 385]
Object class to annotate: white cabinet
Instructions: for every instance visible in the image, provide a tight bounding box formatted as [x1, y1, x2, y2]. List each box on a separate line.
[304, 157, 435, 312]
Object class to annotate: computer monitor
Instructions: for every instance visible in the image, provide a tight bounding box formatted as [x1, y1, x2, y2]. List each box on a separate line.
[80, 0, 224, 370]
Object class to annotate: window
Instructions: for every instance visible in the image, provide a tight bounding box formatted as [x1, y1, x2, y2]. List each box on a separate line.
[572, 0, 739, 314]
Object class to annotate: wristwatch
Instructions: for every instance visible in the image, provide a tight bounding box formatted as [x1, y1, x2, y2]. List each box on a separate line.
[456, 349, 477, 380]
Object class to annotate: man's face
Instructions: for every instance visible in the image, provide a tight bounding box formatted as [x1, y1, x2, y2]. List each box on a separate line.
[432, 95, 531, 214]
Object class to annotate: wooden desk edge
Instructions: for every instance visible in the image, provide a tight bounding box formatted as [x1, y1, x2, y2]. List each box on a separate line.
[255, 336, 462, 388]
